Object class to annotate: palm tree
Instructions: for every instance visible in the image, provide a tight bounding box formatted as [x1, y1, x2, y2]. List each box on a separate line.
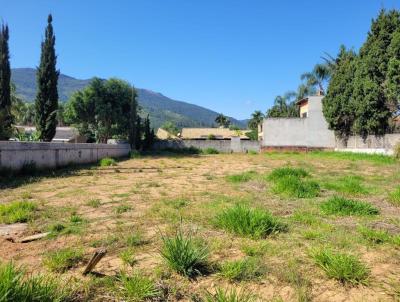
[248, 110, 264, 130]
[300, 63, 331, 95]
[215, 113, 230, 128]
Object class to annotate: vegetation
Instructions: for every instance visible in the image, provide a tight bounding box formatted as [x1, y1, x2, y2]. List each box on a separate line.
[389, 186, 400, 205]
[215, 113, 230, 128]
[359, 226, 400, 245]
[161, 121, 179, 136]
[43, 248, 84, 273]
[99, 157, 117, 167]
[0, 262, 71, 302]
[202, 147, 219, 154]
[267, 167, 309, 181]
[0, 200, 36, 224]
[311, 248, 369, 285]
[266, 92, 299, 118]
[161, 229, 209, 277]
[205, 287, 255, 302]
[117, 271, 160, 301]
[0, 23, 12, 140]
[215, 204, 287, 239]
[35, 15, 59, 142]
[320, 196, 379, 216]
[324, 175, 368, 195]
[219, 257, 266, 281]
[226, 171, 257, 183]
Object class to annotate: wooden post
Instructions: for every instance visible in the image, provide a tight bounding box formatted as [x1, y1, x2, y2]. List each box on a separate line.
[82, 248, 107, 275]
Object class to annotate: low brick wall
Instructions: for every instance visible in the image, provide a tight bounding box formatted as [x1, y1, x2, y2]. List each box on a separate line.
[0, 141, 131, 171]
[153, 139, 260, 153]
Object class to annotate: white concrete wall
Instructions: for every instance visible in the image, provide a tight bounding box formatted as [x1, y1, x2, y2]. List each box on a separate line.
[0, 141, 131, 171]
[262, 96, 336, 148]
[153, 139, 260, 153]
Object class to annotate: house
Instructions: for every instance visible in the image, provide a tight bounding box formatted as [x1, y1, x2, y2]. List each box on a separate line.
[260, 95, 335, 151]
[180, 128, 251, 140]
[15, 126, 87, 143]
[156, 128, 179, 140]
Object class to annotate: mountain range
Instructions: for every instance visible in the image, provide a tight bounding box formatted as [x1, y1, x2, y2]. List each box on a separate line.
[11, 68, 247, 129]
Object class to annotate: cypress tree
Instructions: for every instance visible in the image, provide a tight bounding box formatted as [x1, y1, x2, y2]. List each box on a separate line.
[352, 9, 400, 137]
[134, 116, 142, 150]
[322, 46, 357, 139]
[35, 14, 59, 142]
[386, 30, 400, 114]
[143, 115, 152, 150]
[0, 23, 12, 140]
[128, 86, 138, 149]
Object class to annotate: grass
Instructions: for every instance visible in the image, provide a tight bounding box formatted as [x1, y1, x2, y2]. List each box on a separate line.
[160, 229, 209, 277]
[215, 204, 287, 239]
[126, 230, 147, 247]
[0, 261, 71, 302]
[311, 248, 369, 285]
[320, 196, 379, 216]
[117, 271, 160, 301]
[202, 148, 219, 154]
[226, 171, 257, 183]
[219, 257, 266, 281]
[308, 151, 397, 165]
[85, 198, 101, 208]
[99, 157, 117, 167]
[205, 287, 255, 302]
[389, 186, 400, 206]
[359, 226, 400, 246]
[114, 204, 132, 214]
[43, 248, 84, 273]
[119, 249, 136, 267]
[324, 175, 369, 195]
[163, 198, 189, 209]
[240, 241, 269, 257]
[267, 167, 309, 181]
[0, 200, 37, 224]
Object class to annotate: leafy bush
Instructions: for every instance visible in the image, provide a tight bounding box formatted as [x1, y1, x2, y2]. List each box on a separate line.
[320, 196, 379, 216]
[117, 271, 160, 301]
[43, 248, 84, 273]
[0, 201, 36, 224]
[389, 186, 400, 206]
[219, 257, 266, 281]
[99, 157, 117, 167]
[271, 176, 320, 198]
[205, 287, 255, 302]
[267, 167, 309, 181]
[311, 248, 369, 285]
[226, 171, 257, 183]
[215, 204, 287, 239]
[324, 175, 368, 195]
[207, 134, 216, 140]
[202, 148, 219, 154]
[0, 262, 71, 302]
[161, 229, 209, 277]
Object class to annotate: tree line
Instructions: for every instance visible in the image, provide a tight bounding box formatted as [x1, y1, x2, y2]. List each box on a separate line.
[0, 14, 154, 149]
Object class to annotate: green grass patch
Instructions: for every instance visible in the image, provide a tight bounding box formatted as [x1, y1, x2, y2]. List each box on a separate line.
[161, 229, 209, 277]
[119, 249, 136, 267]
[99, 157, 117, 167]
[163, 198, 189, 209]
[43, 248, 84, 273]
[311, 248, 369, 285]
[114, 204, 132, 214]
[117, 271, 160, 301]
[308, 151, 397, 165]
[320, 196, 379, 216]
[267, 167, 309, 181]
[0, 201, 37, 224]
[215, 204, 287, 239]
[271, 176, 320, 198]
[205, 287, 255, 302]
[226, 171, 257, 183]
[219, 257, 266, 281]
[359, 226, 400, 246]
[389, 187, 400, 206]
[290, 211, 320, 226]
[324, 175, 369, 195]
[202, 148, 219, 154]
[85, 198, 101, 208]
[126, 230, 147, 247]
[0, 261, 72, 301]
[240, 241, 269, 257]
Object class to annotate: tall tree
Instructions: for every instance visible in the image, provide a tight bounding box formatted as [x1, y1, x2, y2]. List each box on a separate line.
[300, 63, 331, 95]
[248, 110, 264, 130]
[0, 23, 12, 140]
[128, 86, 138, 149]
[35, 14, 59, 141]
[385, 29, 400, 114]
[322, 46, 358, 139]
[134, 116, 142, 150]
[215, 113, 230, 128]
[352, 9, 400, 137]
[143, 115, 153, 150]
[266, 92, 299, 118]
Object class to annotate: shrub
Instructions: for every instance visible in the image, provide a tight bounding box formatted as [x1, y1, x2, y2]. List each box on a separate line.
[43, 248, 84, 273]
[324, 175, 368, 195]
[267, 167, 309, 181]
[215, 204, 287, 239]
[311, 248, 369, 285]
[272, 176, 320, 198]
[118, 271, 160, 301]
[320, 196, 379, 216]
[0, 201, 36, 224]
[205, 287, 255, 302]
[202, 148, 219, 154]
[226, 171, 257, 183]
[161, 229, 209, 277]
[219, 257, 266, 281]
[0, 262, 71, 302]
[99, 157, 117, 167]
[389, 186, 400, 206]
[207, 134, 216, 140]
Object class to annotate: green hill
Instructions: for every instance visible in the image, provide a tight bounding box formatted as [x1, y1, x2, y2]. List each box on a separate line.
[11, 68, 246, 129]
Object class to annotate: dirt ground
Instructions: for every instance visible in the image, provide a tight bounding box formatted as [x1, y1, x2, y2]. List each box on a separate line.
[1, 152, 400, 301]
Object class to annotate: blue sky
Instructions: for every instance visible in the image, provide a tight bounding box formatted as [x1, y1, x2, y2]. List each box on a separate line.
[3, 0, 400, 119]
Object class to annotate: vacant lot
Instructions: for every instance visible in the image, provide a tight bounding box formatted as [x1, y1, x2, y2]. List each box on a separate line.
[1, 152, 400, 301]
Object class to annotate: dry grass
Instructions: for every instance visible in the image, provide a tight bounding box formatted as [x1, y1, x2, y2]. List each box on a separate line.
[0, 152, 399, 301]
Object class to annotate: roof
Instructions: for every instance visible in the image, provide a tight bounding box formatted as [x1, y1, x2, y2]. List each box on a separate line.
[16, 126, 81, 142]
[180, 128, 250, 140]
[296, 97, 309, 106]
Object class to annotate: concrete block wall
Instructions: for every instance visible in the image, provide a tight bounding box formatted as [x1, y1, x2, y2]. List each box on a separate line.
[0, 141, 131, 171]
[153, 139, 260, 153]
